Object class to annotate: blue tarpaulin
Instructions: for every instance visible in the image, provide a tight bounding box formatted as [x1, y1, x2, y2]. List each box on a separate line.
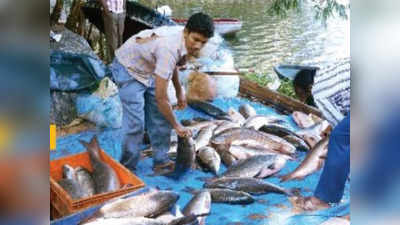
[50, 97, 350, 225]
[50, 50, 109, 91]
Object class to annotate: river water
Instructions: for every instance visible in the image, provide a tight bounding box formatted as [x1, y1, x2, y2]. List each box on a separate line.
[138, 0, 349, 78]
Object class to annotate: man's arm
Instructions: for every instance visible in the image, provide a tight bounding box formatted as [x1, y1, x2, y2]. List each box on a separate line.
[123, 0, 127, 11]
[172, 68, 182, 94]
[98, 0, 108, 10]
[155, 76, 191, 137]
[171, 67, 187, 110]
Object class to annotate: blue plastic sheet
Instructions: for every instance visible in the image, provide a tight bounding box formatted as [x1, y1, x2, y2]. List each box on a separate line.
[76, 93, 123, 128]
[50, 50, 108, 91]
[51, 97, 350, 225]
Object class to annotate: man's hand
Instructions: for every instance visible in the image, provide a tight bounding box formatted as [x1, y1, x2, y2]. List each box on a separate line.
[176, 91, 187, 110]
[174, 124, 192, 138]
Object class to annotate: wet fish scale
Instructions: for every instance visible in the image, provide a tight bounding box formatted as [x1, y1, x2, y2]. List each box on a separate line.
[244, 115, 287, 130]
[204, 177, 289, 195]
[221, 155, 277, 178]
[281, 137, 329, 182]
[206, 188, 255, 205]
[75, 166, 96, 197]
[182, 191, 211, 225]
[195, 124, 217, 151]
[81, 217, 167, 225]
[86, 190, 179, 220]
[175, 136, 196, 174]
[79, 136, 120, 194]
[58, 164, 85, 200]
[197, 146, 221, 175]
[188, 100, 231, 120]
[211, 128, 296, 155]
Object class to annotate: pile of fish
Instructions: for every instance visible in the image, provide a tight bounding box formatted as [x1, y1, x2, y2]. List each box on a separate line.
[171, 102, 330, 177]
[78, 103, 333, 224]
[144, 102, 331, 203]
[57, 136, 120, 200]
[80, 188, 210, 225]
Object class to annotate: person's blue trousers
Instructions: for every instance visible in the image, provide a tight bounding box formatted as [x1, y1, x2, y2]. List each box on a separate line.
[110, 58, 172, 170]
[315, 115, 350, 203]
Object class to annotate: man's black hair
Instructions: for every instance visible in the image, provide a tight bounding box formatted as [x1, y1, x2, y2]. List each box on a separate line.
[293, 69, 316, 89]
[185, 12, 214, 38]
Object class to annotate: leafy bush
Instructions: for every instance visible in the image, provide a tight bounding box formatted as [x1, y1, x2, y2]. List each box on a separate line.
[243, 73, 297, 99]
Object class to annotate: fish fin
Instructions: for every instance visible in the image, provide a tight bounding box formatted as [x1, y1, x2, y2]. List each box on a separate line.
[89, 135, 100, 148]
[79, 139, 89, 149]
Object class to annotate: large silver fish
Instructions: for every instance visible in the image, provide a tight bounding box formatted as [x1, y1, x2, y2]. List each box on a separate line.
[213, 121, 241, 136]
[227, 107, 246, 125]
[175, 136, 197, 175]
[214, 145, 238, 167]
[211, 128, 296, 155]
[182, 191, 211, 225]
[244, 115, 287, 130]
[295, 120, 331, 138]
[220, 154, 289, 178]
[58, 164, 85, 200]
[81, 217, 167, 225]
[184, 120, 225, 132]
[282, 135, 310, 151]
[83, 189, 179, 221]
[75, 166, 96, 197]
[196, 146, 221, 175]
[258, 124, 301, 139]
[188, 100, 232, 121]
[204, 177, 291, 196]
[292, 111, 316, 128]
[206, 188, 255, 205]
[280, 137, 329, 182]
[194, 124, 217, 151]
[228, 145, 286, 161]
[238, 104, 257, 119]
[79, 136, 120, 194]
[82, 215, 207, 225]
[257, 124, 310, 151]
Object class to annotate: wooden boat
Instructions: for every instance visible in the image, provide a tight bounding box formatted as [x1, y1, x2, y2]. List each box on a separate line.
[273, 64, 320, 81]
[82, 0, 177, 41]
[172, 18, 243, 36]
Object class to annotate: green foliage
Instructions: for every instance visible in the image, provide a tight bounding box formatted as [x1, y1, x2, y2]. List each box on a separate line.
[244, 72, 274, 87]
[277, 79, 297, 99]
[267, 0, 349, 23]
[243, 73, 298, 99]
[267, 0, 302, 18]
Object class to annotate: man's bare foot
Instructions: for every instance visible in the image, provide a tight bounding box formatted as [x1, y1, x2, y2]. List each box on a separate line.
[295, 196, 330, 211]
[342, 214, 350, 221]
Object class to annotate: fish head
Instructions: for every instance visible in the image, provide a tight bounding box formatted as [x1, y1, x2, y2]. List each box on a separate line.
[62, 164, 75, 179]
[269, 154, 290, 173]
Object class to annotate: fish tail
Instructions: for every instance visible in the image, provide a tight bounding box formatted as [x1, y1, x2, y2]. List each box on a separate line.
[81, 135, 101, 162]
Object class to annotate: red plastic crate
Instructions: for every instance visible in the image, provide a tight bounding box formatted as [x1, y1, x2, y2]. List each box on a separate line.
[50, 149, 145, 219]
